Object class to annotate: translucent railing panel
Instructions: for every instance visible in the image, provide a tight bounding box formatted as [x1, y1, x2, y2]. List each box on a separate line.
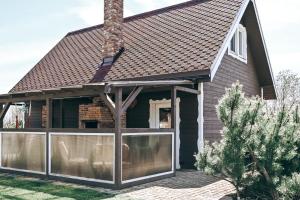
[122, 133, 173, 182]
[1, 132, 46, 173]
[50, 133, 114, 182]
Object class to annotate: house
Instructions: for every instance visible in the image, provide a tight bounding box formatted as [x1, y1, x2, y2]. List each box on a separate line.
[0, 0, 276, 189]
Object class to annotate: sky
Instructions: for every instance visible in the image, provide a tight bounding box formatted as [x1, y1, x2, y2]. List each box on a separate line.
[0, 0, 299, 94]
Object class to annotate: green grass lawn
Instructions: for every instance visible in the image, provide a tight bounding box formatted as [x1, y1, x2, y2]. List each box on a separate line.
[0, 174, 114, 200]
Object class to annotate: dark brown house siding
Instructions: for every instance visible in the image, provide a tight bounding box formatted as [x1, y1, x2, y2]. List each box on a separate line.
[28, 98, 92, 129]
[126, 91, 198, 169]
[203, 46, 261, 142]
[27, 101, 45, 128]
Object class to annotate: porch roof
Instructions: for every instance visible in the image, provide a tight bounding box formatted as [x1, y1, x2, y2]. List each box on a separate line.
[0, 80, 194, 103]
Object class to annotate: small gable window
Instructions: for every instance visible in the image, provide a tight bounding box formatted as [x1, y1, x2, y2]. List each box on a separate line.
[229, 24, 247, 63]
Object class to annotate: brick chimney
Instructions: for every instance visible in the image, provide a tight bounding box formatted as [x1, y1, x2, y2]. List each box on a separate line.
[102, 0, 124, 58]
[90, 0, 124, 83]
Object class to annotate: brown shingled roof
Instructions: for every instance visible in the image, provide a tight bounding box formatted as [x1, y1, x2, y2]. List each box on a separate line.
[11, 0, 244, 93]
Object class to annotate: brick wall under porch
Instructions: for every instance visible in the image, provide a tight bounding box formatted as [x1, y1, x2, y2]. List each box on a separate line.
[42, 98, 126, 129]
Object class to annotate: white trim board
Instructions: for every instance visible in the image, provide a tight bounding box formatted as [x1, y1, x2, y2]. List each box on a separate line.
[197, 83, 204, 153]
[210, 0, 250, 80]
[210, 0, 276, 96]
[149, 98, 181, 169]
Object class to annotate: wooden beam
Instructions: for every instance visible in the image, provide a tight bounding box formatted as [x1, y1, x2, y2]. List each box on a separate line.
[175, 86, 200, 95]
[0, 103, 11, 121]
[114, 88, 123, 188]
[121, 86, 143, 114]
[0, 104, 3, 128]
[0, 89, 105, 104]
[171, 86, 177, 175]
[46, 98, 53, 129]
[100, 93, 116, 118]
[106, 80, 193, 88]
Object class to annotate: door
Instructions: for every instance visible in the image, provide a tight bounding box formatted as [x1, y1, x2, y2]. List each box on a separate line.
[149, 99, 181, 169]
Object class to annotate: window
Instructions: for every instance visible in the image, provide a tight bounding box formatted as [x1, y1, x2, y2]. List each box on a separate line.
[229, 24, 247, 62]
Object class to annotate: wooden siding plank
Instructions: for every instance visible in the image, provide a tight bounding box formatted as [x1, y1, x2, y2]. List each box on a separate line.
[203, 47, 261, 142]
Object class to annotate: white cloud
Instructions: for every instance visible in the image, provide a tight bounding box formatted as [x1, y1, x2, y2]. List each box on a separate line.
[70, 0, 187, 26]
[270, 51, 300, 74]
[256, 0, 300, 30]
[255, 0, 300, 75]
[70, 0, 133, 25]
[0, 41, 56, 66]
[0, 40, 58, 93]
[69, 0, 104, 25]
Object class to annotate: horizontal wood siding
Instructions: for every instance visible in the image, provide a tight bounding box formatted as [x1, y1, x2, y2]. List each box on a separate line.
[203, 47, 261, 142]
[126, 91, 198, 169]
[29, 101, 45, 128]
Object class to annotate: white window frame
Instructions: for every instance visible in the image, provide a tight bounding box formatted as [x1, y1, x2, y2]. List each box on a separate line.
[149, 98, 181, 169]
[228, 24, 247, 63]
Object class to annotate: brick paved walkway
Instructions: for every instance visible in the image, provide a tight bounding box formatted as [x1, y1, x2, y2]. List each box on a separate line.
[106, 170, 236, 200]
[0, 171, 235, 200]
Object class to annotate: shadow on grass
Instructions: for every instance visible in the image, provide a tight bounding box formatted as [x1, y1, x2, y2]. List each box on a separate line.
[0, 194, 24, 200]
[0, 174, 114, 200]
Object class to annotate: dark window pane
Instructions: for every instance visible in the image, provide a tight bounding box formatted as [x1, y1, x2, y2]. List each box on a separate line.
[159, 108, 171, 128]
[230, 33, 236, 53]
[239, 31, 243, 56]
[85, 121, 98, 128]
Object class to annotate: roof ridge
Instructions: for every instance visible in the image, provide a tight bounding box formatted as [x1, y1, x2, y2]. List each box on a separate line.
[66, 0, 207, 36]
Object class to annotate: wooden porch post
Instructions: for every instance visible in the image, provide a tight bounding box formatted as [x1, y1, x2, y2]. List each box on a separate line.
[0, 104, 3, 128]
[114, 88, 122, 188]
[171, 86, 177, 175]
[46, 98, 53, 176]
[0, 103, 11, 129]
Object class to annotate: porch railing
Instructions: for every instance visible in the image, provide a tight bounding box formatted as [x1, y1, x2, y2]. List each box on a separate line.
[49, 132, 115, 184]
[121, 131, 174, 183]
[0, 131, 46, 174]
[0, 129, 174, 187]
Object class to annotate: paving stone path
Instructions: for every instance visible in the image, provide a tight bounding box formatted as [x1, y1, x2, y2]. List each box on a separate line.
[104, 170, 235, 200]
[0, 170, 235, 200]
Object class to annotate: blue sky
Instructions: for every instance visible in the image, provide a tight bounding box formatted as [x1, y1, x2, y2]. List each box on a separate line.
[0, 0, 300, 94]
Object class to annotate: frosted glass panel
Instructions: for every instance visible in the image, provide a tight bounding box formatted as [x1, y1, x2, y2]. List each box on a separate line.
[51, 134, 114, 181]
[122, 134, 173, 181]
[1, 133, 45, 172]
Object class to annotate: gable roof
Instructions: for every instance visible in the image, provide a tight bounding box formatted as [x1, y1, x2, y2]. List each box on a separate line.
[10, 0, 246, 93]
[10, 0, 276, 99]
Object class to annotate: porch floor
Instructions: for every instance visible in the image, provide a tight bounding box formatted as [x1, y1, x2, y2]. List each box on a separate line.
[107, 170, 235, 200]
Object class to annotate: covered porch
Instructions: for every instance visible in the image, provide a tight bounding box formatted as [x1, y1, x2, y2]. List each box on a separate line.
[0, 80, 203, 189]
